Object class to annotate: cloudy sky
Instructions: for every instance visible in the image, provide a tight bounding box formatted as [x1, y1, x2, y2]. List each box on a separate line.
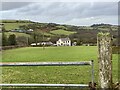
[1, 1, 118, 26]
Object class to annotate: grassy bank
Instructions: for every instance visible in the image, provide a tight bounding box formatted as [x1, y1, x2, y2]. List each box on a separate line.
[2, 46, 118, 85]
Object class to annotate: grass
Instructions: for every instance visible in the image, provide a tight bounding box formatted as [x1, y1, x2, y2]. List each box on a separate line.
[50, 30, 76, 36]
[37, 30, 54, 36]
[1, 46, 118, 85]
[2, 46, 97, 62]
[56, 26, 67, 30]
[5, 32, 31, 38]
[3, 23, 32, 30]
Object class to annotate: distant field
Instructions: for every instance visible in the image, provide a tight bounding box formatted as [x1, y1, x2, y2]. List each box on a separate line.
[5, 32, 31, 38]
[37, 30, 54, 36]
[55, 26, 67, 30]
[2, 46, 118, 84]
[50, 30, 76, 36]
[3, 23, 32, 30]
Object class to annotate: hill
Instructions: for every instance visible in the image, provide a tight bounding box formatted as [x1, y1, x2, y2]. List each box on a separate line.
[0, 20, 34, 30]
[1, 19, 119, 46]
[0, 19, 33, 23]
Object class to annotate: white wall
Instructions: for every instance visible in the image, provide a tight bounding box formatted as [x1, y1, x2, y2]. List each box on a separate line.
[56, 39, 71, 46]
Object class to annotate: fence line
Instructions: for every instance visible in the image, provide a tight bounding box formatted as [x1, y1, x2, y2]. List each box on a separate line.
[0, 84, 88, 87]
[1, 60, 94, 88]
[0, 61, 92, 66]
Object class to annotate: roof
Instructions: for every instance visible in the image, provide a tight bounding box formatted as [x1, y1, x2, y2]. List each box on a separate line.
[59, 38, 70, 42]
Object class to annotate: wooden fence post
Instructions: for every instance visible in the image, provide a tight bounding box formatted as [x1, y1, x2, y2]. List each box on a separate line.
[97, 32, 113, 89]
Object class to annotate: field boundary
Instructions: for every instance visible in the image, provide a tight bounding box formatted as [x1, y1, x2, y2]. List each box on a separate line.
[0, 60, 94, 89]
[2, 45, 26, 50]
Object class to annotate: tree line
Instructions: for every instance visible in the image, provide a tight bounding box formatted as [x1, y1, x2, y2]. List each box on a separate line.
[2, 27, 17, 46]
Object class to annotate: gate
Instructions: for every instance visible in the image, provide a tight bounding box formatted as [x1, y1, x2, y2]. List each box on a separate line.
[0, 60, 94, 88]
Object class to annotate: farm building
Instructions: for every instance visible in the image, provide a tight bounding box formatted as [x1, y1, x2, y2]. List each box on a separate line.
[56, 38, 71, 46]
[41, 42, 53, 46]
[27, 29, 33, 32]
[30, 43, 41, 46]
[31, 42, 53, 46]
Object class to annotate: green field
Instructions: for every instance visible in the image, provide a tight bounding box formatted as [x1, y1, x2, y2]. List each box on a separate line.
[2, 46, 118, 85]
[3, 23, 32, 30]
[5, 32, 31, 38]
[50, 30, 76, 36]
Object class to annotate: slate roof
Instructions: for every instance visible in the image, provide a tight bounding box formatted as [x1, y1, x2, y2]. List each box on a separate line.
[59, 38, 70, 42]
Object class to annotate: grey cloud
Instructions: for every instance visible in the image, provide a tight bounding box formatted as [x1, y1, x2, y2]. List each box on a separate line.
[1, 2, 118, 25]
[17, 2, 90, 21]
[1, 2, 32, 11]
[86, 2, 118, 16]
[16, 2, 117, 18]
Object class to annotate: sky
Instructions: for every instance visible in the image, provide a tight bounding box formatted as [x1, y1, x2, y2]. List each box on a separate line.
[0, 0, 119, 26]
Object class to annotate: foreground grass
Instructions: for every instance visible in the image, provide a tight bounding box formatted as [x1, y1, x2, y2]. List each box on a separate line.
[2, 46, 118, 85]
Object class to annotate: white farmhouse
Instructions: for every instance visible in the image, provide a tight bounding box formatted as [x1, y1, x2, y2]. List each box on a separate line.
[27, 29, 33, 32]
[56, 38, 71, 46]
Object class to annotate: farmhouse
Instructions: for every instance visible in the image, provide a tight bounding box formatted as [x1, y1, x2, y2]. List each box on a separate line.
[56, 38, 71, 46]
[27, 29, 33, 32]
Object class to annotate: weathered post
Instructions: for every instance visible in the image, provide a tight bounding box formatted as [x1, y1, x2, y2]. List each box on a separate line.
[97, 32, 113, 89]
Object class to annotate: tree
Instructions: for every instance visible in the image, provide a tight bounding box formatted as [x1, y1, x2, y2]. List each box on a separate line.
[2, 33, 8, 46]
[16, 36, 28, 45]
[8, 34, 17, 45]
[2, 27, 8, 46]
[50, 36, 59, 43]
[33, 32, 38, 45]
[32, 31, 42, 46]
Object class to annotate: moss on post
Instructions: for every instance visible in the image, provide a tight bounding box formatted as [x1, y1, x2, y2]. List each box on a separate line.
[97, 32, 113, 89]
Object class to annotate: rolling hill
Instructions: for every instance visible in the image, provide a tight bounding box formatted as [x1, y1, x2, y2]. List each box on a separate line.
[1, 19, 119, 46]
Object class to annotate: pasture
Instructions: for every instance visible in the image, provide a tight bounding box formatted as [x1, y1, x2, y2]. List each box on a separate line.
[5, 32, 31, 38]
[50, 30, 76, 36]
[1, 46, 118, 85]
[3, 23, 32, 30]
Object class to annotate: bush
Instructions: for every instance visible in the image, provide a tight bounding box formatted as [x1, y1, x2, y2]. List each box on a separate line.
[8, 34, 17, 45]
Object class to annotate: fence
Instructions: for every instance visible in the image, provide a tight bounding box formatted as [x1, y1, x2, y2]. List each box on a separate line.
[2, 45, 26, 50]
[0, 60, 94, 88]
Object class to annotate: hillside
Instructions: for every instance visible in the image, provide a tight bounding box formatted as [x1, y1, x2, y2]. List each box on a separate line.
[0, 20, 34, 30]
[50, 29, 76, 36]
[1, 19, 119, 46]
[1, 20, 118, 31]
